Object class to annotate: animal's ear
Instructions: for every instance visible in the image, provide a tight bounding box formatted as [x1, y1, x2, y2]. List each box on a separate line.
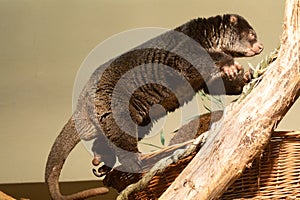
[230, 15, 238, 25]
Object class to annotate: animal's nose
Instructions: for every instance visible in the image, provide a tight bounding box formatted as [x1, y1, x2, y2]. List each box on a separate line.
[257, 42, 264, 53]
[253, 42, 264, 54]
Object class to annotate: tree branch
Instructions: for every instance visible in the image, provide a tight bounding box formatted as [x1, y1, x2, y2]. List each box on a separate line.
[159, 0, 300, 199]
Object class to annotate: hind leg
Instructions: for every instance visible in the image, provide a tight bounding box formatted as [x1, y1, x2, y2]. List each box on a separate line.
[113, 133, 143, 173]
[92, 135, 116, 177]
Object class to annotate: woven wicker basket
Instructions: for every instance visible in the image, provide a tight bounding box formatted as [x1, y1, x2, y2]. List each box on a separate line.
[104, 131, 300, 199]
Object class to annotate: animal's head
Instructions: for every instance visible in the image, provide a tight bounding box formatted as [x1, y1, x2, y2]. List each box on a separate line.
[221, 14, 263, 57]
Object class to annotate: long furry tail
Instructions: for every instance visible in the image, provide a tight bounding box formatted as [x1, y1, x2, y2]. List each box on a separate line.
[45, 117, 109, 200]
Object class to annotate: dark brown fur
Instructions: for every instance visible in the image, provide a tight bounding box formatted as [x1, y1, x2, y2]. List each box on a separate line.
[45, 14, 263, 199]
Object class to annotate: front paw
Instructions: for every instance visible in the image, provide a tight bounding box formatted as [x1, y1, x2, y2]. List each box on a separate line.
[222, 61, 244, 80]
[220, 62, 254, 95]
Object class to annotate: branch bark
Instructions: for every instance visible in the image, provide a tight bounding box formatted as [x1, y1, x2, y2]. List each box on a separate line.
[159, 0, 300, 199]
[0, 191, 17, 200]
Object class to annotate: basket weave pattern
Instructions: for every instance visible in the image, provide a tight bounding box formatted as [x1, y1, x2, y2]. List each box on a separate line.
[105, 131, 300, 199]
[222, 131, 300, 199]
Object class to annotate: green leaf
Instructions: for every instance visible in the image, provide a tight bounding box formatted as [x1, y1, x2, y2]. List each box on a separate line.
[140, 142, 162, 150]
[160, 130, 165, 146]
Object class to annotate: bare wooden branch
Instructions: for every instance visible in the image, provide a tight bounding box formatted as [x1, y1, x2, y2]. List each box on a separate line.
[0, 191, 16, 200]
[159, 0, 300, 199]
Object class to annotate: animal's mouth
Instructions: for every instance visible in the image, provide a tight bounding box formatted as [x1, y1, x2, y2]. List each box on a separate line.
[246, 42, 264, 56]
[244, 49, 258, 57]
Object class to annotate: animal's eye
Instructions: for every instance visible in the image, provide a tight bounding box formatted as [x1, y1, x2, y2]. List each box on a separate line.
[248, 31, 256, 40]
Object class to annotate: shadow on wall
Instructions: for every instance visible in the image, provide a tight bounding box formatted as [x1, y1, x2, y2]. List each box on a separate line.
[0, 181, 118, 200]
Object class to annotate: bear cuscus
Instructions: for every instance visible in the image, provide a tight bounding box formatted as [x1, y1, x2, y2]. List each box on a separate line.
[45, 14, 263, 200]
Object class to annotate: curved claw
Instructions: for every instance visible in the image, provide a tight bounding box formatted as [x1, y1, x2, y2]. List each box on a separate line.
[92, 168, 104, 177]
[93, 165, 112, 178]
